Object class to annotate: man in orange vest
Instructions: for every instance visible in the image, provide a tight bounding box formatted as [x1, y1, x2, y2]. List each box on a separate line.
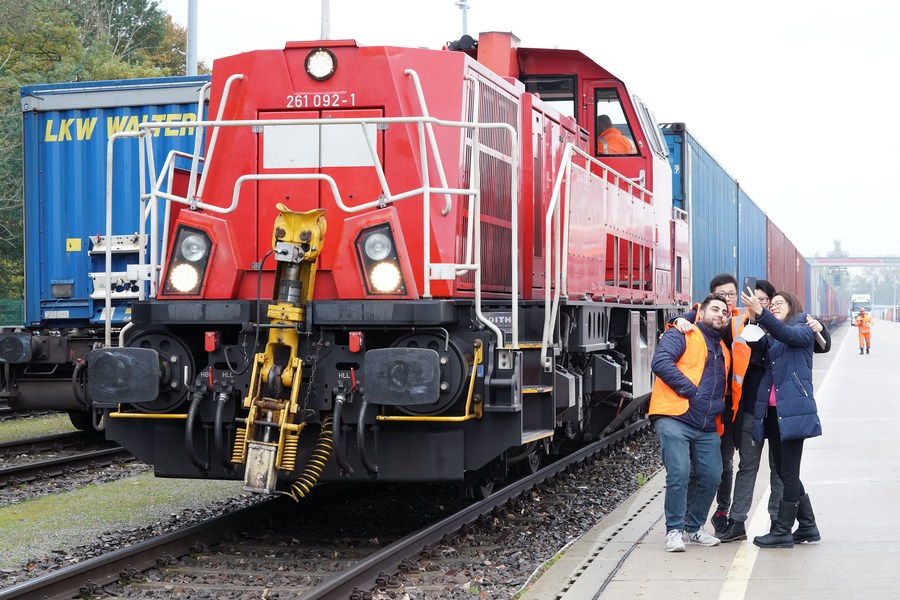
[651, 293, 731, 552]
[853, 307, 873, 354]
[670, 273, 749, 537]
[596, 114, 637, 155]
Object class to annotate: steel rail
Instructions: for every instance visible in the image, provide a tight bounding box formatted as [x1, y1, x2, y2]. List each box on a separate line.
[0, 418, 648, 599]
[0, 431, 95, 452]
[0, 500, 282, 600]
[300, 417, 650, 599]
[0, 446, 132, 488]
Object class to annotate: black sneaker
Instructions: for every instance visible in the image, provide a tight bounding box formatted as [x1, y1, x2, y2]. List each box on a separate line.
[719, 519, 747, 542]
[711, 511, 729, 536]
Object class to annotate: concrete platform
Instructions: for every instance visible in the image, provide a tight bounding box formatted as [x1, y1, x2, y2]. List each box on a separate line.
[523, 320, 900, 600]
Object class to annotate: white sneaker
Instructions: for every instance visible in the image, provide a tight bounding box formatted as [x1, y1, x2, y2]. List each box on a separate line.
[665, 529, 686, 552]
[684, 528, 720, 546]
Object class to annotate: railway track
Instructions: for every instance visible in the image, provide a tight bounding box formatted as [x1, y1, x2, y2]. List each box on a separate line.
[0, 417, 651, 600]
[0, 432, 133, 491]
[0, 406, 61, 421]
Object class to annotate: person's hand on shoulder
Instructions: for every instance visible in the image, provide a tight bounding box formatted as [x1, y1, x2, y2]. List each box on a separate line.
[673, 317, 693, 333]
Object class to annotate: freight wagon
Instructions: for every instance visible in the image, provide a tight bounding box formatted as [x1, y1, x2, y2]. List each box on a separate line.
[0, 76, 210, 427]
[662, 123, 842, 320]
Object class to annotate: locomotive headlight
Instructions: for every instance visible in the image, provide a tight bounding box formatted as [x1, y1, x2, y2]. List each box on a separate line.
[363, 232, 392, 261]
[180, 233, 209, 262]
[355, 224, 406, 295]
[169, 263, 200, 293]
[369, 262, 402, 293]
[305, 48, 336, 81]
[163, 225, 212, 295]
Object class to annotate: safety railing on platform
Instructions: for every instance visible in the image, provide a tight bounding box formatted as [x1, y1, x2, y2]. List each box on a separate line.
[101, 70, 521, 349]
[539, 143, 654, 370]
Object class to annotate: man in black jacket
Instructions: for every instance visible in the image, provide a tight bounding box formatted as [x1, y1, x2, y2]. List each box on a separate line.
[650, 293, 731, 552]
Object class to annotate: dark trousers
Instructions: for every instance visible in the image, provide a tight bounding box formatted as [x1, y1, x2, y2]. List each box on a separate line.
[716, 419, 736, 512]
[765, 405, 806, 502]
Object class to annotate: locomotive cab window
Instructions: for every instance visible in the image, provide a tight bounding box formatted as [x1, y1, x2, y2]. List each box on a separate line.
[594, 88, 638, 156]
[523, 75, 577, 119]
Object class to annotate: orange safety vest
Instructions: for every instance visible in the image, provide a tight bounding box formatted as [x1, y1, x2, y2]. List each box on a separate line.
[649, 326, 731, 434]
[854, 313, 873, 333]
[667, 304, 750, 422]
[729, 309, 752, 420]
[597, 127, 637, 155]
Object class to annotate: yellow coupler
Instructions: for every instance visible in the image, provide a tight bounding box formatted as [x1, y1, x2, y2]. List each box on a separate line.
[233, 205, 328, 497]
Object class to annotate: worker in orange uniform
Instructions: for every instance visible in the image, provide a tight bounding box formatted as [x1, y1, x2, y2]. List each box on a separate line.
[597, 114, 637, 155]
[853, 307, 873, 354]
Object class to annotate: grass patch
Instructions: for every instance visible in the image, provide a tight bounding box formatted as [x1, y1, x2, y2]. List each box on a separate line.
[0, 413, 76, 443]
[0, 471, 245, 568]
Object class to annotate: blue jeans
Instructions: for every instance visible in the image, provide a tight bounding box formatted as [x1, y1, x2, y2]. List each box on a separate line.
[731, 410, 782, 522]
[655, 416, 723, 532]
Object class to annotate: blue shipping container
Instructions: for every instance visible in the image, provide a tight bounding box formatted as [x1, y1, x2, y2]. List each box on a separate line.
[737, 187, 767, 285]
[20, 76, 210, 327]
[663, 123, 738, 302]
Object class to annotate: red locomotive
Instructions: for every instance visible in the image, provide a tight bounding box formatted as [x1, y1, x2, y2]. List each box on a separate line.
[87, 32, 689, 498]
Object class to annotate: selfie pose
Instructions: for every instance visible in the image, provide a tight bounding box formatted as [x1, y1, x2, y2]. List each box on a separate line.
[740, 289, 822, 549]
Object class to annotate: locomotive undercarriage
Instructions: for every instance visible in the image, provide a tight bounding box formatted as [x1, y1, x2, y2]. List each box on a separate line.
[89, 295, 674, 498]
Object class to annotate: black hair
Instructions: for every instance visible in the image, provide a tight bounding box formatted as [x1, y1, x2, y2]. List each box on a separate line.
[755, 279, 776, 299]
[709, 273, 738, 292]
[597, 114, 613, 130]
[700, 292, 728, 311]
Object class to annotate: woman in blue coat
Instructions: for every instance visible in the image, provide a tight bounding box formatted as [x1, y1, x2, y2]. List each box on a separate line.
[740, 289, 822, 548]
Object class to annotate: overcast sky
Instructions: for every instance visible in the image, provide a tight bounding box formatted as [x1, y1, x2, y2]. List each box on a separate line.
[158, 0, 900, 259]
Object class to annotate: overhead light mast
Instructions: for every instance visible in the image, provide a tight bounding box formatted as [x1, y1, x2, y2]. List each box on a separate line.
[187, 0, 198, 75]
[456, 0, 469, 36]
[321, 0, 330, 40]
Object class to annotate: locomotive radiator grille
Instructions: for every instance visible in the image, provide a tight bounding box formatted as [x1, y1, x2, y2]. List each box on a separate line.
[458, 71, 518, 290]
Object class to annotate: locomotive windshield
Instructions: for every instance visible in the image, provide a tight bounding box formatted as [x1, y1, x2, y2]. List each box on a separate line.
[594, 88, 638, 156]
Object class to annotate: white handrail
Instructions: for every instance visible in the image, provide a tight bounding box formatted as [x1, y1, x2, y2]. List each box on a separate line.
[131, 112, 518, 348]
[459, 75, 479, 275]
[540, 143, 653, 369]
[186, 81, 212, 204]
[195, 74, 243, 201]
[143, 150, 207, 295]
[404, 69, 454, 216]
[104, 131, 143, 347]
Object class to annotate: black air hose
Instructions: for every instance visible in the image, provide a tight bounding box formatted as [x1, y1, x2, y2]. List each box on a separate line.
[213, 392, 232, 471]
[332, 394, 354, 476]
[357, 398, 379, 479]
[185, 390, 209, 474]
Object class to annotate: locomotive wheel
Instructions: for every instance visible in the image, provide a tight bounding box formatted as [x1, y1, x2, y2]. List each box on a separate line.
[473, 475, 495, 500]
[516, 451, 541, 476]
[68, 410, 95, 432]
